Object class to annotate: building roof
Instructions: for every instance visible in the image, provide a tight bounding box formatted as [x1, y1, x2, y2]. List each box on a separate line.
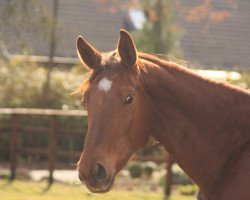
[0, 0, 128, 64]
[0, 0, 250, 69]
[177, 0, 250, 69]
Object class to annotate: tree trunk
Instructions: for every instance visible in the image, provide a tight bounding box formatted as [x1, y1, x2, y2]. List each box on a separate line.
[153, 0, 165, 54]
[42, 0, 58, 106]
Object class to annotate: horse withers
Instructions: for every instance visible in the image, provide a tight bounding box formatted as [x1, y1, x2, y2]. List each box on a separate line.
[76, 30, 250, 200]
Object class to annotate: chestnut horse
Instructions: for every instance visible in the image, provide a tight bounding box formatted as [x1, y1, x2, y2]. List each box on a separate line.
[76, 30, 250, 200]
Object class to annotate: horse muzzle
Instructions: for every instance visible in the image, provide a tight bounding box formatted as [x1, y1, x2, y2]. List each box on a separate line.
[78, 162, 115, 193]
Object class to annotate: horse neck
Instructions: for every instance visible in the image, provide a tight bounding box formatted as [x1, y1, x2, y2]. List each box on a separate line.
[139, 58, 250, 195]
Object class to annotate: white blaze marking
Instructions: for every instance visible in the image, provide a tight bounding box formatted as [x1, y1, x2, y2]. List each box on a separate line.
[98, 77, 112, 92]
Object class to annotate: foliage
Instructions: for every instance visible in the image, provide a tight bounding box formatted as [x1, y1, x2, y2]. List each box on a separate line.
[132, 0, 182, 59]
[0, 57, 84, 109]
[128, 161, 143, 179]
[0, 180, 196, 200]
[159, 174, 165, 187]
[178, 185, 198, 196]
[178, 0, 232, 23]
[233, 71, 250, 89]
[0, 0, 52, 54]
[1, 0, 62, 106]
[0, 57, 87, 161]
[143, 161, 157, 178]
[172, 171, 193, 185]
[159, 170, 193, 186]
[141, 142, 165, 156]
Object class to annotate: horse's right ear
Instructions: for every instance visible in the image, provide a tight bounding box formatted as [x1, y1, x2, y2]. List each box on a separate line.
[77, 36, 102, 70]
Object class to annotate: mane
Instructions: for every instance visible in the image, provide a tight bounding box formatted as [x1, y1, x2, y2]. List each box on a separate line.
[138, 53, 250, 98]
[138, 52, 200, 78]
[74, 51, 195, 96]
[138, 53, 182, 69]
[74, 51, 147, 95]
[74, 51, 219, 96]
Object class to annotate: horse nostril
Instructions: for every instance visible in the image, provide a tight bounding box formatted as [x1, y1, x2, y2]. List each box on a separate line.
[93, 163, 107, 183]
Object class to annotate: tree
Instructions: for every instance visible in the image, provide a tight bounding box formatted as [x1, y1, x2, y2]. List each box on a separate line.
[0, 0, 60, 107]
[175, 0, 232, 23]
[131, 0, 234, 59]
[0, 0, 50, 54]
[132, 0, 182, 59]
[42, 0, 59, 106]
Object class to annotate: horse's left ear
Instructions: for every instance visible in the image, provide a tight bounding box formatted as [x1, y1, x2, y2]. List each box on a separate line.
[118, 29, 137, 67]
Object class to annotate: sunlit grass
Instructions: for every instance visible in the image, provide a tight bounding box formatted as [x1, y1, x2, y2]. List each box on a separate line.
[0, 180, 195, 200]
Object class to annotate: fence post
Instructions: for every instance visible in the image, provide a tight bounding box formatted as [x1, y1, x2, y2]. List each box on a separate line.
[10, 114, 18, 180]
[165, 155, 174, 198]
[48, 115, 57, 184]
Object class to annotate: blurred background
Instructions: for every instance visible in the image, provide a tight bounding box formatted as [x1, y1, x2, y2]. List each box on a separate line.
[0, 0, 249, 200]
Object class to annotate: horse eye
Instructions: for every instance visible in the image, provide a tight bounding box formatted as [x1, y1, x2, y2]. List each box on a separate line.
[124, 94, 134, 105]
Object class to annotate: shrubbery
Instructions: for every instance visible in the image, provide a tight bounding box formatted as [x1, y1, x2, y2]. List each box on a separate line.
[172, 171, 193, 185]
[143, 161, 157, 178]
[128, 161, 158, 179]
[0, 57, 87, 161]
[128, 161, 143, 179]
[0, 57, 84, 109]
[179, 185, 197, 196]
[159, 167, 193, 186]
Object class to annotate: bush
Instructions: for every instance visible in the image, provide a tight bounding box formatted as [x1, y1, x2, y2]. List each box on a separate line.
[0, 57, 87, 161]
[0, 57, 84, 109]
[179, 185, 197, 196]
[159, 170, 193, 186]
[159, 174, 166, 186]
[172, 171, 193, 185]
[143, 161, 156, 178]
[128, 162, 143, 179]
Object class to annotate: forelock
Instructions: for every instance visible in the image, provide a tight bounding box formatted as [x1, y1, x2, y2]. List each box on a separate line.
[101, 51, 120, 66]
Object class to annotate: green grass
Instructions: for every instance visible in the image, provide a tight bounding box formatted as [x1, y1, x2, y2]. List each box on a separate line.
[0, 180, 195, 200]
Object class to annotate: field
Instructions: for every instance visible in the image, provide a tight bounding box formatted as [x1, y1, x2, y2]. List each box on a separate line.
[0, 180, 196, 200]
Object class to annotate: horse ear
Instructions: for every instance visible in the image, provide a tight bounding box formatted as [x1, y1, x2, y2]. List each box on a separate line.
[118, 29, 137, 67]
[77, 36, 102, 70]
